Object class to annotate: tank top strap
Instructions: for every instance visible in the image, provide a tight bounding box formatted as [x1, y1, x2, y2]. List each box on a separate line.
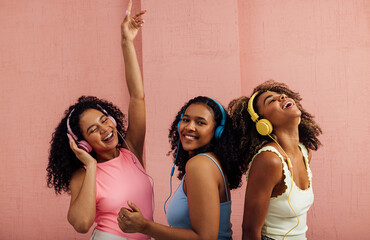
[246, 146, 291, 185]
[197, 153, 229, 201]
[298, 143, 313, 182]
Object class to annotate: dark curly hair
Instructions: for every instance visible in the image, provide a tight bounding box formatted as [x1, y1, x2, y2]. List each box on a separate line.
[168, 96, 246, 190]
[228, 80, 322, 168]
[46, 96, 127, 194]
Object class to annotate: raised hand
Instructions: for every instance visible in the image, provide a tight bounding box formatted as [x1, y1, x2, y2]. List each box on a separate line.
[121, 0, 146, 43]
[117, 201, 147, 234]
[67, 133, 97, 167]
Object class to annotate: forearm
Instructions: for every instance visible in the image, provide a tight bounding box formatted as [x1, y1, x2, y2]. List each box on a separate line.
[141, 220, 202, 240]
[68, 164, 97, 233]
[121, 40, 144, 99]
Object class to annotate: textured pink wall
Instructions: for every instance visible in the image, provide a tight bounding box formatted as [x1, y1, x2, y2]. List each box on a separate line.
[0, 0, 369, 239]
[238, 0, 370, 239]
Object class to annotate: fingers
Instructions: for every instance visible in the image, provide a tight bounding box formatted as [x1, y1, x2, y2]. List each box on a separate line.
[126, 0, 132, 17]
[133, 10, 146, 18]
[67, 133, 77, 150]
[127, 200, 140, 212]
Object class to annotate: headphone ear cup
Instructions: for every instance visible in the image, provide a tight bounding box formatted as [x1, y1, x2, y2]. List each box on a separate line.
[108, 115, 117, 127]
[256, 119, 273, 136]
[78, 140, 93, 153]
[214, 126, 224, 140]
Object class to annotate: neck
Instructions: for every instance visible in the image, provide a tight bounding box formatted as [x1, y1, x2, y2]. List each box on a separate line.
[96, 148, 120, 163]
[271, 126, 300, 155]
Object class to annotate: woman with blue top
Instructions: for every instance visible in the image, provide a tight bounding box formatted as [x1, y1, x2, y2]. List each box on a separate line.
[117, 96, 247, 239]
[228, 80, 322, 240]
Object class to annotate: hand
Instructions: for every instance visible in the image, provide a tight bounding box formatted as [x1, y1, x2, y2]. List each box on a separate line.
[67, 133, 97, 167]
[117, 201, 147, 234]
[121, 0, 146, 43]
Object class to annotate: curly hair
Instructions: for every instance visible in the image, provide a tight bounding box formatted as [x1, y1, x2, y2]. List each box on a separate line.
[228, 80, 322, 168]
[168, 96, 247, 190]
[46, 96, 127, 194]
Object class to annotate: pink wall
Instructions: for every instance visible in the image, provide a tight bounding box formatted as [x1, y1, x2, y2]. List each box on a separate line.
[0, 0, 369, 239]
[237, 0, 370, 239]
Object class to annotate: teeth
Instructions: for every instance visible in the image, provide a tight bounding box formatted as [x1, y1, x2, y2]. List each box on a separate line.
[184, 135, 196, 139]
[283, 101, 292, 109]
[104, 132, 113, 140]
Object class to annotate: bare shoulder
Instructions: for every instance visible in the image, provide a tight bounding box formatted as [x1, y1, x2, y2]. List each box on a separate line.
[249, 149, 283, 183]
[185, 153, 220, 176]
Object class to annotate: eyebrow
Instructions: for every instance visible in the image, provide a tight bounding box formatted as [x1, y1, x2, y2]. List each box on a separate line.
[86, 114, 106, 133]
[183, 114, 208, 121]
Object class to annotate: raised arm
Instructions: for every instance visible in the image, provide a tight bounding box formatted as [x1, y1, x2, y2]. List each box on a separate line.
[121, 0, 147, 165]
[242, 152, 282, 240]
[118, 155, 224, 240]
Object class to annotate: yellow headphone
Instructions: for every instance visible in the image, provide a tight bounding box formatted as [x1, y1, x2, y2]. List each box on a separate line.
[247, 91, 299, 239]
[247, 91, 273, 136]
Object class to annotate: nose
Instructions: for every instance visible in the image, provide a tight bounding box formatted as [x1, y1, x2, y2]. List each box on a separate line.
[279, 94, 287, 101]
[184, 121, 196, 131]
[100, 123, 109, 133]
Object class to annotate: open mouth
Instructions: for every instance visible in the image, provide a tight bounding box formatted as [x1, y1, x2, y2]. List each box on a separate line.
[103, 132, 114, 142]
[282, 100, 294, 109]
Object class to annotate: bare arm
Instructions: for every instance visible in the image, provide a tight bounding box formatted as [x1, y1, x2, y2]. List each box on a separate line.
[118, 155, 224, 240]
[120, 1, 146, 165]
[66, 134, 97, 233]
[242, 152, 283, 240]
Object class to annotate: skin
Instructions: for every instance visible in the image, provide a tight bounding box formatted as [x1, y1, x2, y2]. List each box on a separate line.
[66, 1, 146, 233]
[117, 103, 231, 240]
[242, 91, 312, 240]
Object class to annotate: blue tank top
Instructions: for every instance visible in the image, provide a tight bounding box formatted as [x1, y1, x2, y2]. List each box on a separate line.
[166, 153, 232, 240]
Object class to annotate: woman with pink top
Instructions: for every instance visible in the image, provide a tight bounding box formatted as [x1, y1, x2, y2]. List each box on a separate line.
[46, 2, 152, 239]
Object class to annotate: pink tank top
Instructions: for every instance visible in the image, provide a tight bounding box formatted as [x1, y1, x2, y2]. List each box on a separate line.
[95, 148, 153, 239]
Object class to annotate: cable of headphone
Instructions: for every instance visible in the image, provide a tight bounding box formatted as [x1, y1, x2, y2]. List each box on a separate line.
[267, 134, 300, 240]
[118, 131, 155, 215]
[163, 165, 174, 215]
[163, 140, 181, 214]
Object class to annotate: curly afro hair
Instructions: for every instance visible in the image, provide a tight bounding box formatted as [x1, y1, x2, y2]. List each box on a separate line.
[228, 80, 322, 168]
[46, 96, 127, 194]
[168, 96, 247, 190]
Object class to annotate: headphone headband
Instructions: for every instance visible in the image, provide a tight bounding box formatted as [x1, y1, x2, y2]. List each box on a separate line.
[207, 97, 226, 128]
[247, 91, 261, 122]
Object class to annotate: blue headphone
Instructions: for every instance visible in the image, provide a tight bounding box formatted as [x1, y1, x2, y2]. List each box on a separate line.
[177, 97, 226, 140]
[165, 98, 227, 214]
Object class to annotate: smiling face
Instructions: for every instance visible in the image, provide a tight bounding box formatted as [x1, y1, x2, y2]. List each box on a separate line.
[78, 108, 119, 154]
[256, 91, 301, 127]
[178, 103, 216, 154]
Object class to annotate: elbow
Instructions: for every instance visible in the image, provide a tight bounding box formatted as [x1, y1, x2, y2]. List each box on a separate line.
[131, 94, 145, 101]
[68, 215, 93, 234]
[72, 221, 92, 233]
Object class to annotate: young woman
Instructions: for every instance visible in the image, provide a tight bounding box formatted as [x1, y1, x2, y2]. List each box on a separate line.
[228, 80, 322, 240]
[117, 96, 247, 240]
[46, 2, 152, 239]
